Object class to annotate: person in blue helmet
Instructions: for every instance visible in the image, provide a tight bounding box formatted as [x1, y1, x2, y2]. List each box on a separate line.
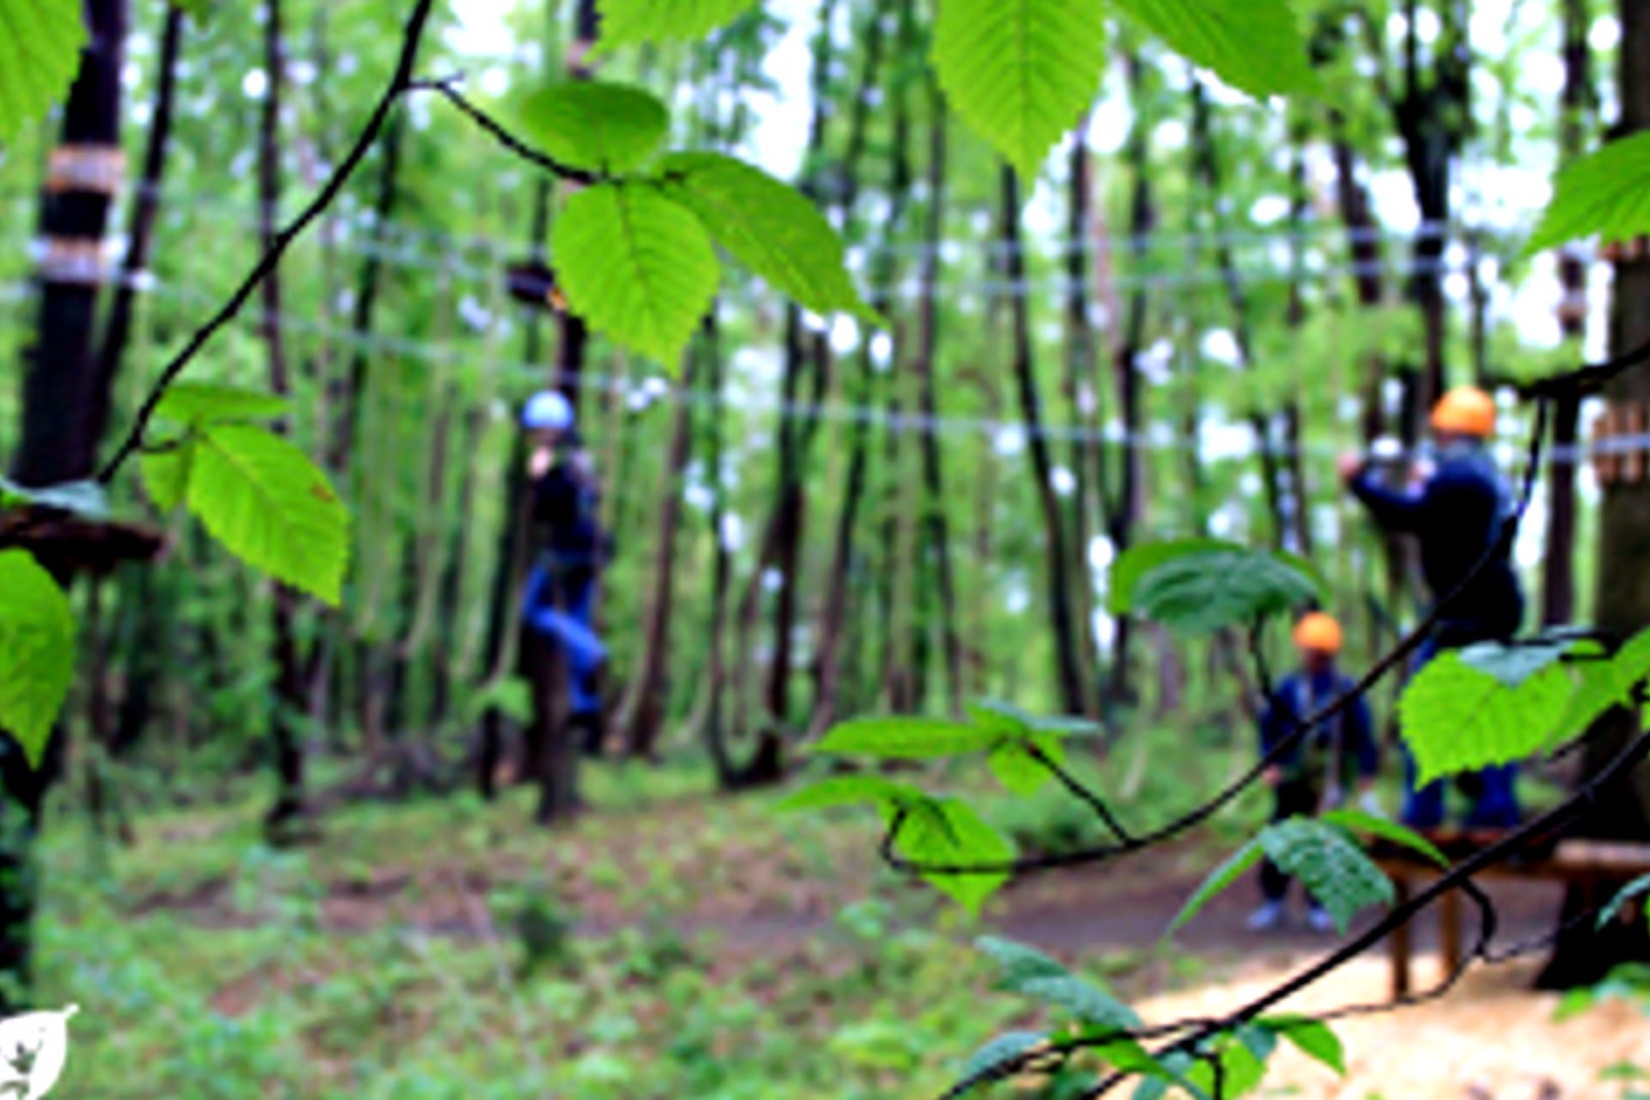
[520, 389, 610, 757]
[1338, 385, 1524, 832]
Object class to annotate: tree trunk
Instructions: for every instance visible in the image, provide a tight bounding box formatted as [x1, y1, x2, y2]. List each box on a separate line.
[1001, 166, 1087, 716]
[1537, 0, 1650, 989]
[257, 0, 309, 840]
[618, 354, 698, 760]
[1, 0, 128, 1011]
[1543, 0, 1596, 628]
[1061, 122, 1102, 718]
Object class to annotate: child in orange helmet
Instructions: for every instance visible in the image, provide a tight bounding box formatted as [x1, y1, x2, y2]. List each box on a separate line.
[1338, 386, 1523, 831]
[1249, 611, 1380, 933]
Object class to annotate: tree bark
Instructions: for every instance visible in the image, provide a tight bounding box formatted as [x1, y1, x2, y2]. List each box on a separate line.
[1001, 166, 1087, 716]
[1543, 0, 1596, 628]
[1536, 0, 1650, 989]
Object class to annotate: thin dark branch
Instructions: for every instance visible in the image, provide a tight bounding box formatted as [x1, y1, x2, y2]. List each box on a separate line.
[95, 0, 440, 484]
[409, 77, 600, 185]
[1027, 744, 1135, 844]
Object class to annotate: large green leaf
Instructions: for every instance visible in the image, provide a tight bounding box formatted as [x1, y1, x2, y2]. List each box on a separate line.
[1398, 652, 1576, 785]
[593, 0, 764, 52]
[1017, 974, 1142, 1032]
[186, 424, 351, 606]
[892, 796, 1015, 915]
[931, 0, 1108, 181]
[140, 443, 193, 512]
[552, 181, 720, 367]
[1109, 0, 1318, 99]
[0, 550, 75, 767]
[1553, 628, 1650, 742]
[153, 381, 290, 428]
[959, 1030, 1049, 1086]
[988, 738, 1065, 796]
[814, 716, 1000, 759]
[1527, 131, 1650, 254]
[0, 0, 86, 145]
[659, 151, 876, 322]
[517, 80, 670, 174]
[1131, 548, 1320, 635]
[1260, 818, 1392, 934]
[1108, 538, 1244, 614]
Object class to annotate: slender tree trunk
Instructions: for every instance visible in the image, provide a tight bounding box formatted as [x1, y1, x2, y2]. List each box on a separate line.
[90, 2, 183, 453]
[914, 81, 963, 717]
[1061, 123, 1103, 718]
[1537, 0, 1650, 989]
[1544, 0, 1596, 627]
[1001, 166, 1086, 715]
[257, 0, 308, 839]
[618, 355, 698, 760]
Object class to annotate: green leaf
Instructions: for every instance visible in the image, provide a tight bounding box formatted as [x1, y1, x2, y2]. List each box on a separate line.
[1599, 873, 1650, 930]
[1261, 1016, 1346, 1076]
[1185, 1032, 1268, 1099]
[989, 739, 1063, 796]
[815, 715, 1001, 759]
[659, 151, 876, 323]
[186, 424, 351, 606]
[1167, 841, 1266, 934]
[1017, 974, 1142, 1032]
[1527, 131, 1650, 254]
[172, 0, 217, 20]
[1319, 808, 1449, 869]
[0, 476, 109, 519]
[1132, 548, 1320, 636]
[774, 774, 922, 813]
[975, 935, 1071, 989]
[1108, 538, 1246, 614]
[0, 550, 75, 767]
[1555, 628, 1650, 742]
[552, 181, 719, 367]
[140, 442, 194, 512]
[152, 381, 290, 428]
[1398, 652, 1575, 784]
[592, 0, 762, 51]
[1260, 818, 1393, 934]
[967, 697, 1037, 733]
[0, 0, 86, 145]
[893, 796, 1014, 915]
[517, 80, 669, 174]
[1457, 638, 1577, 688]
[1110, 0, 1319, 99]
[959, 1030, 1048, 1085]
[931, 0, 1108, 181]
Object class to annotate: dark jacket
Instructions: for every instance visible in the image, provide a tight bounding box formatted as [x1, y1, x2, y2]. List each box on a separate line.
[530, 439, 605, 572]
[1259, 669, 1378, 790]
[1350, 441, 1523, 646]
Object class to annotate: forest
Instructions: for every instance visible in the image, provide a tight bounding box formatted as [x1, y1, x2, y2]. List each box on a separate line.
[4, 0, 1650, 1096]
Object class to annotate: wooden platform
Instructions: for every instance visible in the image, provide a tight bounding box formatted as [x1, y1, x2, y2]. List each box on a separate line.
[1370, 830, 1650, 1001]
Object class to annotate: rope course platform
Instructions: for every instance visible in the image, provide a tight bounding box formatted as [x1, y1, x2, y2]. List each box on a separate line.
[1370, 829, 1650, 1001]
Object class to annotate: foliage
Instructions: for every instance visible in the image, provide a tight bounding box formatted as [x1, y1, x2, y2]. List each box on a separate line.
[0, 550, 75, 766]
[592, 0, 763, 52]
[1399, 629, 1650, 785]
[1170, 817, 1391, 935]
[1527, 131, 1650, 254]
[1109, 0, 1317, 100]
[517, 80, 671, 174]
[0, 0, 86, 145]
[1110, 539, 1321, 635]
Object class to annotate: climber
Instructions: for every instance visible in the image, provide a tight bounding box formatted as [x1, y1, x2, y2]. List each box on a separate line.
[1249, 611, 1380, 934]
[520, 389, 610, 757]
[1338, 385, 1524, 831]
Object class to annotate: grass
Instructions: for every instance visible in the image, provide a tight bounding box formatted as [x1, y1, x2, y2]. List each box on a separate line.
[27, 732, 1578, 1099]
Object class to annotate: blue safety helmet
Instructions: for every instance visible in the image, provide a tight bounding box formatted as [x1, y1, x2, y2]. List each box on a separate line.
[521, 389, 574, 432]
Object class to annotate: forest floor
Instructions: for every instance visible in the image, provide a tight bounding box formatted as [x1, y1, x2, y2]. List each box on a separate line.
[33, 753, 1642, 1099]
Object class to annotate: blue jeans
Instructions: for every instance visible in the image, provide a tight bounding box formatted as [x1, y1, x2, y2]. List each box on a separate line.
[1400, 636, 1521, 829]
[521, 563, 606, 717]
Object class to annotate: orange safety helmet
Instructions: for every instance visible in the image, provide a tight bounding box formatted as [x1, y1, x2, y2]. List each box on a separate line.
[1430, 386, 1497, 438]
[1292, 612, 1343, 655]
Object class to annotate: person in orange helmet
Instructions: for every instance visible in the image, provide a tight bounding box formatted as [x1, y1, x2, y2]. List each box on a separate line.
[1249, 611, 1380, 933]
[1338, 385, 1524, 831]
